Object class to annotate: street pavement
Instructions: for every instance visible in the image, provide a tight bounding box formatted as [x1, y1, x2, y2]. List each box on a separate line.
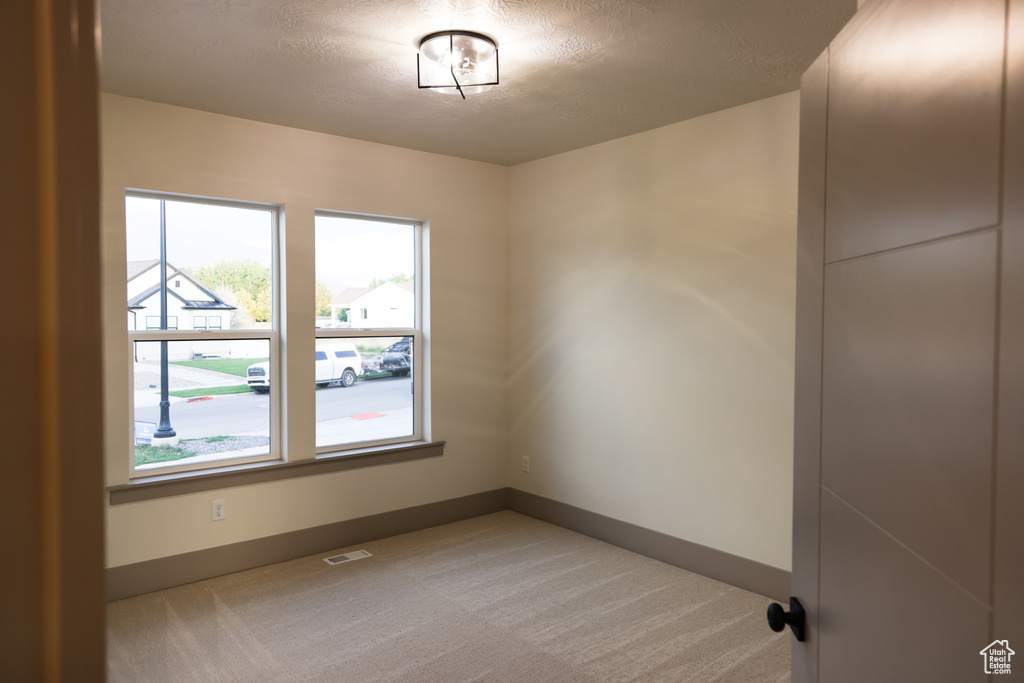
[134, 373, 414, 471]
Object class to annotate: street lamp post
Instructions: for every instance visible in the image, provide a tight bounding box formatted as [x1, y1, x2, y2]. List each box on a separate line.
[152, 200, 177, 447]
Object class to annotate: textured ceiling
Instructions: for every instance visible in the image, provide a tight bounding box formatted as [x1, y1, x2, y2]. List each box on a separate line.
[99, 0, 856, 166]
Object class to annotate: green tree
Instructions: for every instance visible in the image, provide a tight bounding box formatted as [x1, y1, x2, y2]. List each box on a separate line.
[253, 286, 271, 323]
[230, 289, 256, 328]
[369, 273, 412, 288]
[193, 260, 271, 323]
[315, 280, 333, 317]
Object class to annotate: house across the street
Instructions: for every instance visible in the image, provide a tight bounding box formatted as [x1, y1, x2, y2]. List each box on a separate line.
[127, 260, 237, 361]
[328, 280, 413, 328]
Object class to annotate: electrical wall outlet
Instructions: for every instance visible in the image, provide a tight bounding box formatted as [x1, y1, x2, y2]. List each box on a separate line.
[212, 499, 226, 521]
[522, 456, 530, 473]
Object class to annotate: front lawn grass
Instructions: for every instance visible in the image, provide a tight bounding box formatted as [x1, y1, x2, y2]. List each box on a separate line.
[170, 357, 268, 377]
[135, 436, 245, 466]
[134, 444, 191, 465]
[169, 384, 252, 398]
[360, 370, 394, 380]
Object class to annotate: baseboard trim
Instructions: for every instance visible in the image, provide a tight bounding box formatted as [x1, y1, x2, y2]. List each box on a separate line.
[106, 488, 510, 601]
[108, 487, 791, 603]
[508, 489, 791, 602]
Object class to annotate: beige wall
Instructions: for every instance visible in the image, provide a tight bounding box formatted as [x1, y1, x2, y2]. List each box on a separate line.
[507, 93, 798, 570]
[103, 91, 798, 575]
[102, 95, 509, 567]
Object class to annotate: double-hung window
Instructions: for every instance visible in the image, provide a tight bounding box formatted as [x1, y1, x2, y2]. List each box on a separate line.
[125, 193, 279, 475]
[313, 212, 424, 452]
[120, 194, 428, 486]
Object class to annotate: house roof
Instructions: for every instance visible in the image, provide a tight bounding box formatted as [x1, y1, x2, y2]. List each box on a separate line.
[126, 261, 236, 311]
[332, 287, 373, 307]
[180, 299, 236, 310]
[331, 281, 414, 308]
[172, 266, 233, 305]
[127, 259, 160, 281]
[127, 284, 235, 311]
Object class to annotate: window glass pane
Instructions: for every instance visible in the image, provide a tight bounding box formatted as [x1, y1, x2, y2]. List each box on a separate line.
[126, 196, 274, 331]
[314, 216, 415, 329]
[146, 315, 178, 330]
[315, 336, 414, 448]
[133, 339, 270, 470]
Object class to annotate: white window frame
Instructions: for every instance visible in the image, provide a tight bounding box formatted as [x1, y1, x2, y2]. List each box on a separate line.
[146, 315, 177, 330]
[125, 191, 281, 478]
[313, 211, 425, 455]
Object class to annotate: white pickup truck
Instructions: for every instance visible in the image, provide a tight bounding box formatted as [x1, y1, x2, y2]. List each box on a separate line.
[246, 343, 362, 393]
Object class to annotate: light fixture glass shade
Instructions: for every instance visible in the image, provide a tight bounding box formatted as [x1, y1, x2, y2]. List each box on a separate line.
[417, 31, 498, 98]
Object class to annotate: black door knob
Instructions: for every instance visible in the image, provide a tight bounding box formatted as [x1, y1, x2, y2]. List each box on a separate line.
[767, 597, 806, 641]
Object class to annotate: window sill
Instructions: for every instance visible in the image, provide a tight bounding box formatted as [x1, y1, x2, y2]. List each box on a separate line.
[108, 440, 445, 505]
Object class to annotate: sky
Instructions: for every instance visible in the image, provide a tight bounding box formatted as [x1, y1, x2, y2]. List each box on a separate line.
[314, 214, 415, 294]
[125, 196, 415, 297]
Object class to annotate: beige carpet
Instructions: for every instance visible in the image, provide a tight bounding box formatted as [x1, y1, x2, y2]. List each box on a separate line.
[107, 511, 790, 682]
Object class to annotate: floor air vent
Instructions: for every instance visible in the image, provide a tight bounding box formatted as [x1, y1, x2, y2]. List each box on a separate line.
[323, 549, 372, 566]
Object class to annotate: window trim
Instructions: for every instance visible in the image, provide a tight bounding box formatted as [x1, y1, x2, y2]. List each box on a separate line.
[108, 440, 446, 504]
[117, 195, 432, 486]
[125, 191, 281, 478]
[313, 211, 425, 455]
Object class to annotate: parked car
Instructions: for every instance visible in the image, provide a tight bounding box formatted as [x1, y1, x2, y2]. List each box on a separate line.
[380, 337, 412, 377]
[315, 343, 362, 387]
[247, 343, 363, 393]
[246, 361, 270, 393]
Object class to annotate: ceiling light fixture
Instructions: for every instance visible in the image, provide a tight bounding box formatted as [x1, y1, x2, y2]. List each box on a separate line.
[417, 30, 498, 100]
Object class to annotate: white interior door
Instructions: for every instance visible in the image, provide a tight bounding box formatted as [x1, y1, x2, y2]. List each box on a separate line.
[789, 0, 1024, 680]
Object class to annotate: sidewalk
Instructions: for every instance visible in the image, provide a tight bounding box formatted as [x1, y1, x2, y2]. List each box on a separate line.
[316, 407, 414, 447]
[135, 408, 414, 471]
[134, 362, 245, 407]
[134, 361, 244, 390]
